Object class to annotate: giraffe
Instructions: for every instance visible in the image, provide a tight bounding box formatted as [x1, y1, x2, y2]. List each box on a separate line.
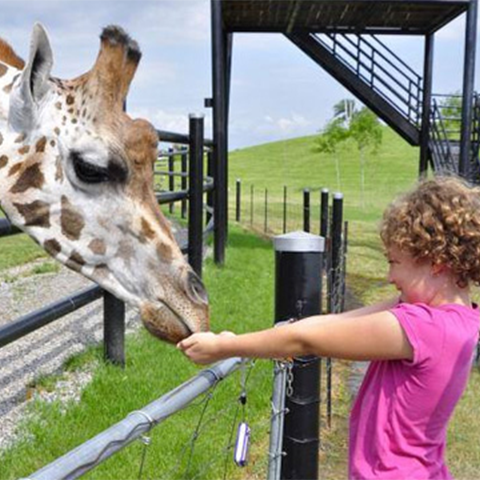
[0, 24, 209, 344]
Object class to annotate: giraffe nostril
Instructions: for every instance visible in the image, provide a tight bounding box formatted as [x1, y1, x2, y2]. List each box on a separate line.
[185, 271, 208, 305]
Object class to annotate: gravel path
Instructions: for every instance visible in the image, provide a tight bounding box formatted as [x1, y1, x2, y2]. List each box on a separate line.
[0, 224, 190, 451]
[0, 261, 142, 450]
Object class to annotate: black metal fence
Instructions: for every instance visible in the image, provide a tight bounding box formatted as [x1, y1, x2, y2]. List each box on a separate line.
[234, 180, 348, 433]
[0, 114, 214, 367]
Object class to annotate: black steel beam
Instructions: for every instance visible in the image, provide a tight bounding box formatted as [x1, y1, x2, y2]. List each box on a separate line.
[212, 0, 228, 265]
[188, 115, 205, 277]
[459, 0, 478, 178]
[286, 32, 420, 145]
[419, 33, 435, 179]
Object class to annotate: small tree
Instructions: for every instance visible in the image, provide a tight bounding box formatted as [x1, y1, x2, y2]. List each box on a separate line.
[349, 107, 383, 208]
[315, 117, 349, 190]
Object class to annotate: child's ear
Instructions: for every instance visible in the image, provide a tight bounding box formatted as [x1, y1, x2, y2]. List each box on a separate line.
[8, 23, 54, 133]
[431, 263, 446, 277]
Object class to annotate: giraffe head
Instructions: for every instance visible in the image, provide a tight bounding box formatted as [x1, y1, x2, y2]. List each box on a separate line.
[0, 24, 209, 344]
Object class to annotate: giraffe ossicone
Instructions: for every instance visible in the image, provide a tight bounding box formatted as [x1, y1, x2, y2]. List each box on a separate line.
[0, 23, 209, 343]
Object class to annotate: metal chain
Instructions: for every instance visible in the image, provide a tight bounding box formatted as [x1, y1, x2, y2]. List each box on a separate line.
[286, 361, 294, 398]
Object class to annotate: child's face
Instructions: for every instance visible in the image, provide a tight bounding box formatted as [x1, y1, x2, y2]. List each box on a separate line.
[386, 248, 437, 304]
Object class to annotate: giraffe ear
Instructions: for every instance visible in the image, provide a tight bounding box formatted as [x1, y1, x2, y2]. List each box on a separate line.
[8, 23, 54, 132]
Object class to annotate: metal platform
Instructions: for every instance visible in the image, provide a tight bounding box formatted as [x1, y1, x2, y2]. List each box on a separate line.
[221, 0, 470, 34]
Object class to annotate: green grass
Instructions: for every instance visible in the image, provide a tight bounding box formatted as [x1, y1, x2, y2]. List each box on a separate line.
[229, 128, 419, 224]
[0, 234, 47, 271]
[0, 226, 276, 480]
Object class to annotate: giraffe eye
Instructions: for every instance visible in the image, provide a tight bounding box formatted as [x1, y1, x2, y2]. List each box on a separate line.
[71, 151, 110, 184]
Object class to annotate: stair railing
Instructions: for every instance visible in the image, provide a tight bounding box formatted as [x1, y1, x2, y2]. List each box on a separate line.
[429, 98, 457, 174]
[315, 33, 422, 126]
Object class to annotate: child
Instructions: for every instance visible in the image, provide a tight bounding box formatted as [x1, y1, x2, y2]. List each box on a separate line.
[178, 176, 480, 480]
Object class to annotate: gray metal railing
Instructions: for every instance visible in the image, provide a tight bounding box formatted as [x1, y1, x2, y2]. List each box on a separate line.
[20, 358, 242, 480]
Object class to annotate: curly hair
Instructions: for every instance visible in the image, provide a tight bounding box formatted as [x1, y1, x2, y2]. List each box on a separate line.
[380, 175, 480, 288]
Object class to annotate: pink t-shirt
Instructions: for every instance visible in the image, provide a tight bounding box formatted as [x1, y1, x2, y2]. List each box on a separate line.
[349, 303, 479, 480]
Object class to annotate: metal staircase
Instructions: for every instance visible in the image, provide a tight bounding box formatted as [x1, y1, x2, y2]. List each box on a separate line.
[286, 31, 422, 145]
[429, 94, 480, 182]
[287, 31, 480, 181]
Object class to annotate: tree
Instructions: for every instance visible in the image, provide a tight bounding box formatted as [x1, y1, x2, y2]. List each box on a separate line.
[349, 108, 383, 208]
[316, 98, 383, 208]
[315, 117, 349, 190]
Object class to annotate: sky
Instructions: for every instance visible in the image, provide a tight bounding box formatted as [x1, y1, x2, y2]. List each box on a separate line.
[0, 0, 479, 149]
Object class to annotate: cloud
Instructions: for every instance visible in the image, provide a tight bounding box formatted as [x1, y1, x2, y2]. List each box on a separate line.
[129, 107, 212, 140]
[258, 113, 312, 134]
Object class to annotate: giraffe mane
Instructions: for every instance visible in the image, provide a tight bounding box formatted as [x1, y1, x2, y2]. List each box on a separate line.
[0, 38, 25, 70]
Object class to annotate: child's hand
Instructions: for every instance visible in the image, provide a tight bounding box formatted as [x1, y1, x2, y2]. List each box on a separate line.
[177, 331, 235, 364]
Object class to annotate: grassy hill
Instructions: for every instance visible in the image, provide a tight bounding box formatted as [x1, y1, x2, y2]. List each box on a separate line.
[229, 127, 419, 222]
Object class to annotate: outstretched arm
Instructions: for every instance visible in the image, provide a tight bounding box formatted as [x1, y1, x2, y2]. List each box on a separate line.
[177, 306, 412, 365]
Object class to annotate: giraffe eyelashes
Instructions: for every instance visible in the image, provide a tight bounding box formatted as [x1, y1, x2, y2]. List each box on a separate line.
[70, 150, 127, 184]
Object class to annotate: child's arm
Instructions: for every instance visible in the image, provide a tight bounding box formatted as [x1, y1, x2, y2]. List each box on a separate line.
[177, 308, 413, 365]
[300, 296, 400, 326]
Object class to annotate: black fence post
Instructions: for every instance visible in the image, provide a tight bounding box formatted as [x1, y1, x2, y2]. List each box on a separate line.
[206, 149, 213, 225]
[320, 188, 329, 240]
[168, 147, 175, 214]
[303, 189, 310, 233]
[264, 188, 268, 233]
[250, 185, 254, 226]
[188, 114, 205, 277]
[181, 148, 188, 219]
[236, 179, 241, 222]
[274, 231, 324, 480]
[327, 192, 344, 427]
[283, 185, 287, 234]
[103, 291, 125, 367]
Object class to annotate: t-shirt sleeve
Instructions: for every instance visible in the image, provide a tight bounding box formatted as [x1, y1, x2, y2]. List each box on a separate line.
[389, 303, 445, 367]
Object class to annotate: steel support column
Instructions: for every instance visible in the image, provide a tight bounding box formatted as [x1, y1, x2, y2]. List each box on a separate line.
[419, 34, 434, 179]
[459, 0, 478, 178]
[211, 0, 228, 264]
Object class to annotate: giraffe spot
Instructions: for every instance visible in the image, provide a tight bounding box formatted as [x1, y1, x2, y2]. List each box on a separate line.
[61, 195, 85, 240]
[82, 109, 87, 118]
[71, 118, 78, 124]
[0, 155, 8, 169]
[18, 146, 30, 155]
[35, 137, 47, 153]
[116, 238, 134, 265]
[54, 127, 61, 136]
[93, 264, 109, 280]
[67, 108, 74, 114]
[156, 242, 173, 263]
[141, 218, 156, 241]
[65, 251, 85, 272]
[44, 238, 61, 257]
[55, 156, 64, 182]
[50, 140, 56, 147]
[55, 101, 62, 110]
[10, 163, 45, 194]
[0, 64, 7, 77]
[3, 83, 12, 94]
[0, 132, 3, 145]
[66, 94, 75, 105]
[14, 133, 26, 143]
[8, 163, 22, 177]
[13, 200, 50, 228]
[89, 238, 106, 255]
